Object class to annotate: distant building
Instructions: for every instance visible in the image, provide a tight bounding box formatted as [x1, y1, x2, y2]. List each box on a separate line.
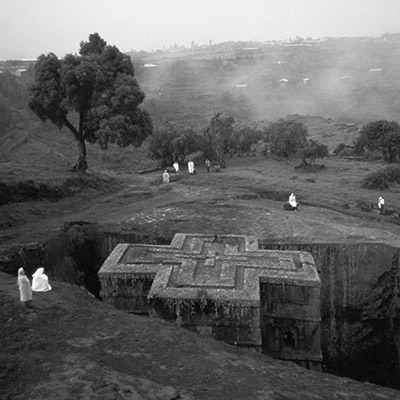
[14, 69, 27, 77]
[234, 47, 263, 58]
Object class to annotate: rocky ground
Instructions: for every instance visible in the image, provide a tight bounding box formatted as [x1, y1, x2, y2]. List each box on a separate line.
[2, 271, 400, 400]
[2, 155, 400, 399]
[2, 156, 400, 246]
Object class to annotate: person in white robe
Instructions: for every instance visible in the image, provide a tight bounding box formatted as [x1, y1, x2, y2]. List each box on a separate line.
[32, 267, 52, 292]
[289, 193, 298, 211]
[17, 268, 33, 311]
[173, 161, 180, 173]
[378, 196, 385, 214]
[162, 170, 170, 184]
[188, 161, 195, 174]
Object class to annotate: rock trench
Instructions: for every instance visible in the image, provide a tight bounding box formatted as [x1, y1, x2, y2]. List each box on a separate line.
[1, 222, 399, 390]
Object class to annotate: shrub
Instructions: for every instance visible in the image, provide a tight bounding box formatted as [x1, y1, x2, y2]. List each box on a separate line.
[364, 150, 383, 161]
[355, 120, 400, 163]
[301, 140, 329, 165]
[334, 143, 356, 157]
[382, 165, 400, 184]
[363, 165, 400, 189]
[333, 143, 346, 155]
[338, 148, 355, 157]
[355, 199, 373, 212]
[362, 171, 389, 190]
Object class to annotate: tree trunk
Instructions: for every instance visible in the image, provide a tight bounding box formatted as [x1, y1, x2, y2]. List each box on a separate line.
[64, 117, 88, 173]
[71, 138, 88, 173]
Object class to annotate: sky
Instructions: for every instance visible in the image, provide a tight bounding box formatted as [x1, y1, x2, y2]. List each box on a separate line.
[1, 0, 400, 59]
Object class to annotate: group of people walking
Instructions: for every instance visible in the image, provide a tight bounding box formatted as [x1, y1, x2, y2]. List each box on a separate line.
[17, 267, 51, 312]
[162, 159, 212, 183]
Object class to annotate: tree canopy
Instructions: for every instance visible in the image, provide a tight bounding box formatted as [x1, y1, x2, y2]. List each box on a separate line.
[265, 119, 308, 157]
[28, 33, 152, 172]
[302, 140, 329, 165]
[355, 120, 400, 163]
[148, 122, 201, 167]
[148, 113, 265, 168]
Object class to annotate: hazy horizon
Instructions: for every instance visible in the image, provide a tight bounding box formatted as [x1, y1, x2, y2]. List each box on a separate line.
[1, 0, 400, 60]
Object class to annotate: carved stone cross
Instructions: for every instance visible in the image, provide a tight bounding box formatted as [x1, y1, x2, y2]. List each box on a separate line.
[99, 233, 322, 370]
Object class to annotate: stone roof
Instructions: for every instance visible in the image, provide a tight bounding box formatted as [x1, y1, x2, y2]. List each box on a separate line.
[99, 233, 320, 305]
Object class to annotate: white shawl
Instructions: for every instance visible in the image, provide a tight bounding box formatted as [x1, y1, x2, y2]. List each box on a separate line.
[289, 193, 297, 208]
[32, 267, 52, 292]
[17, 268, 32, 302]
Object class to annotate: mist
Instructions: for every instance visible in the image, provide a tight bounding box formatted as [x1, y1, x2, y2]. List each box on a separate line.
[132, 35, 400, 130]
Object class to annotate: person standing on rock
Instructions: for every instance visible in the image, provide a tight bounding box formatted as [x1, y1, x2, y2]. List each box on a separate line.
[163, 170, 170, 184]
[378, 196, 385, 215]
[32, 268, 52, 292]
[17, 268, 33, 312]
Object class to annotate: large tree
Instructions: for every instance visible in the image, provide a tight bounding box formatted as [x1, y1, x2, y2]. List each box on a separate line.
[355, 120, 400, 163]
[265, 119, 308, 157]
[203, 112, 235, 166]
[28, 33, 152, 172]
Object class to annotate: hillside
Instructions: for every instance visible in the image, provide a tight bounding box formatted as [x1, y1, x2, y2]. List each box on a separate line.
[3, 271, 400, 400]
[130, 35, 400, 128]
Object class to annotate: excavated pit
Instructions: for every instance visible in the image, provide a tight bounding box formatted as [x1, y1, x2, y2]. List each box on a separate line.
[1, 222, 399, 390]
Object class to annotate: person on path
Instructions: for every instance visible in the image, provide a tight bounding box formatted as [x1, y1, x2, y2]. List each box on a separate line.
[173, 161, 180, 174]
[188, 161, 195, 174]
[289, 193, 299, 211]
[205, 159, 211, 173]
[32, 267, 52, 292]
[378, 196, 385, 215]
[17, 268, 33, 312]
[162, 170, 170, 183]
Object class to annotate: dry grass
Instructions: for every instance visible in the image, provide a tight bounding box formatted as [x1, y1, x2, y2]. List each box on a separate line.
[1, 113, 398, 215]
[189, 154, 398, 213]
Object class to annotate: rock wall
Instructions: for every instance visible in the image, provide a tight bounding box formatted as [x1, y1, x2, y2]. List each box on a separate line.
[260, 241, 400, 389]
[1, 225, 399, 389]
[0, 222, 170, 297]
